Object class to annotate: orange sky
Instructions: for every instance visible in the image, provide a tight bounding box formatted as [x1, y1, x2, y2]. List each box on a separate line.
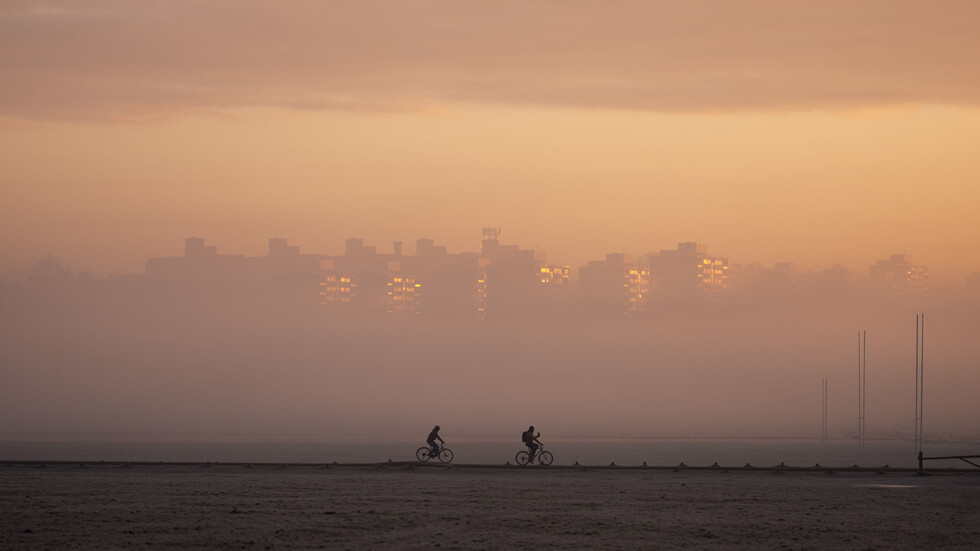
[2, 1, 979, 281]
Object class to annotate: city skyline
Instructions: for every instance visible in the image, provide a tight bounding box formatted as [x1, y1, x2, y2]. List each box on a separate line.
[1, 206, 976, 285]
[5, 230, 965, 286]
[14, 231, 948, 324]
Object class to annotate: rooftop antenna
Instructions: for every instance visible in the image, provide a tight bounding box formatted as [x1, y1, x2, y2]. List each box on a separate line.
[482, 227, 501, 241]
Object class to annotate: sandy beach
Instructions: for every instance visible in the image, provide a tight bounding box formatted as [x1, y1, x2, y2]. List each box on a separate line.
[2, 463, 978, 550]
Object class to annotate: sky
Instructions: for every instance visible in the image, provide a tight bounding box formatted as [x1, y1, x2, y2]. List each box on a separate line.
[2, 0, 980, 281]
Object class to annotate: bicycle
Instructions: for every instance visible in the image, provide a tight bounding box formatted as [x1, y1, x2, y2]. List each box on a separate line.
[516, 443, 553, 466]
[416, 443, 454, 463]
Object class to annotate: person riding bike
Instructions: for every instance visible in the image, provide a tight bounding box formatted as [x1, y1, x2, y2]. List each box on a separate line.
[522, 425, 541, 459]
[426, 425, 444, 458]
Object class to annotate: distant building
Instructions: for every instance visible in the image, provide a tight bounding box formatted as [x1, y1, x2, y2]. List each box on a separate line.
[145, 237, 246, 284]
[251, 238, 326, 309]
[476, 262, 488, 321]
[145, 237, 327, 313]
[647, 242, 728, 306]
[415, 238, 447, 256]
[400, 238, 483, 320]
[318, 239, 397, 315]
[625, 265, 650, 313]
[539, 264, 570, 289]
[479, 228, 552, 320]
[316, 237, 485, 319]
[268, 237, 299, 257]
[185, 237, 217, 257]
[319, 268, 354, 311]
[869, 254, 927, 304]
[386, 275, 421, 316]
[140, 235, 739, 319]
[578, 253, 649, 315]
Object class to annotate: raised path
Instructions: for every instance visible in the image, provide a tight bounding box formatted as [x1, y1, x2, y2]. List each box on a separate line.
[4, 459, 978, 473]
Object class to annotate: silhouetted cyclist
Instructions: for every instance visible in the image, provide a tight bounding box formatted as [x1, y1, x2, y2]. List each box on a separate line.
[522, 425, 541, 459]
[427, 425, 444, 458]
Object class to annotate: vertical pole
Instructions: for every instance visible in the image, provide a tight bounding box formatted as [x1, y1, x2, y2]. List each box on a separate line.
[915, 314, 920, 455]
[920, 314, 924, 454]
[822, 377, 828, 443]
[862, 330, 867, 448]
[857, 331, 861, 447]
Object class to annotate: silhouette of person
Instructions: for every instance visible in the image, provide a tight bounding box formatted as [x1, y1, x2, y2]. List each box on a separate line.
[427, 425, 444, 458]
[523, 425, 541, 458]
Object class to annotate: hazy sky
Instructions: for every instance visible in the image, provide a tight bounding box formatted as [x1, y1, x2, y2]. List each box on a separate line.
[2, 1, 979, 280]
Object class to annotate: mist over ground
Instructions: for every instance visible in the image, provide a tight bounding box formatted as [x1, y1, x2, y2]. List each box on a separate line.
[2, 272, 977, 441]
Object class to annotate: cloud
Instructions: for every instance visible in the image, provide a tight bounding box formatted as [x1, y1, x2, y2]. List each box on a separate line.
[2, 0, 979, 121]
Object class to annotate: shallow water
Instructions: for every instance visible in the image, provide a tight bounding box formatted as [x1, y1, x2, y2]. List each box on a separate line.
[2, 435, 978, 468]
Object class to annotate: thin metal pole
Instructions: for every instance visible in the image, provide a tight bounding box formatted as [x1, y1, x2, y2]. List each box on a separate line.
[858, 331, 861, 446]
[915, 314, 920, 454]
[822, 377, 828, 443]
[920, 314, 924, 453]
[863, 330, 867, 447]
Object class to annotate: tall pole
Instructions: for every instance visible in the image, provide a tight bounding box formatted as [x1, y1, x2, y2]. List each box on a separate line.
[920, 314, 925, 453]
[822, 377, 828, 443]
[915, 314, 920, 454]
[856, 330, 867, 448]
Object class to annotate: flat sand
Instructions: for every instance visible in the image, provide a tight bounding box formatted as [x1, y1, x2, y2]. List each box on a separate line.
[2, 464, 978, 550]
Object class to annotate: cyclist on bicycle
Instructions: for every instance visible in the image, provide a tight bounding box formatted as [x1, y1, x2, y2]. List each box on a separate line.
[522, 426, 541, 459]
[426, 425, 444, 458]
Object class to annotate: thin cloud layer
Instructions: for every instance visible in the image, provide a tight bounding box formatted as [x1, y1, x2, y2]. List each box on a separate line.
[2, 0, 979, 121]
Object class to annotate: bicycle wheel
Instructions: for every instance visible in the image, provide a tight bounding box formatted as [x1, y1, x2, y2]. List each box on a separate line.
[416, 447, 431, 462]
[537, 451, 554, 466]
[438, 448, 454, 463]
[515, 451, 531, 465]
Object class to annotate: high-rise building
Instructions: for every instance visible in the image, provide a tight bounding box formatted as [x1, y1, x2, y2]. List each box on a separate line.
[578, 253, 649, 315]
[647, 242, 728, 306]
[625, 265, 650, 313]
[386, 275, 421, 316]
[539, 264, 570, 288]
[318, 239, 397, 315]
[319, 265, 354, 311]
[400, 238, 483, 320]
[479, 228, 550, 320]
[697, 256, 729, 296]
[869, 254, 927, 303]
[145, 237, 245, 283]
